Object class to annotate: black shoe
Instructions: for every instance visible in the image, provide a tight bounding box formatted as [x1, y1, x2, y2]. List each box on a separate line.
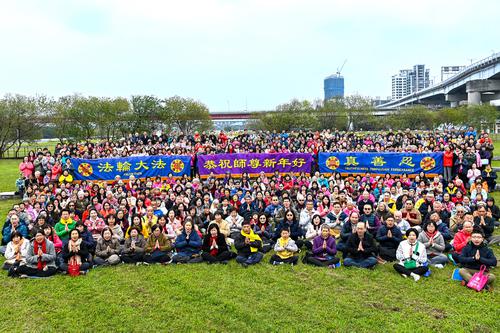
[7, 266, 18, 278]
[220, 260, 228, 265]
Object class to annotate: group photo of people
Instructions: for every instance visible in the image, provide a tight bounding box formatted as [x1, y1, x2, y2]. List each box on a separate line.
[2, 128, 498, 292]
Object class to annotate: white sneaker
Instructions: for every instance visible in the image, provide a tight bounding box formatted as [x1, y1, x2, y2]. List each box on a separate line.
[410, 273, 421, 282]
[434, 264, 444, 269]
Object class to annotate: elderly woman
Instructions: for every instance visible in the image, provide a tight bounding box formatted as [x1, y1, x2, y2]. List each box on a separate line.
[393, 228, 428, 281]
[13, 230, 57, 278]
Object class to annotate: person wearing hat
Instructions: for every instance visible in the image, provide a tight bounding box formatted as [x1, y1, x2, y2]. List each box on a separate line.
[234, 220, 263, 267]
[459, 227, 497, 291]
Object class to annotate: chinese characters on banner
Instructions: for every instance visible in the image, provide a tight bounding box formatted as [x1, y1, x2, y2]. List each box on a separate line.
[197, 153, 313, 177]
[71, 155, 192, 181]
[318, 152, 443, 176]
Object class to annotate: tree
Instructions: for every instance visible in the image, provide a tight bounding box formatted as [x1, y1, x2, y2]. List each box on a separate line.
[96, 97, 131, 140]
[0, 94, 42, 158]
[128, 95, 163, 134]
[165, 96, 213, 134]
[316, 95, 376, 130]
[386, 105, 438, 130]
[252, 99, 319, 131]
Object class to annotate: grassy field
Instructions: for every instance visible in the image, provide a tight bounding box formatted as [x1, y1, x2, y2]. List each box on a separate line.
[0, 163, 499, 331]
[0, 159, 21, 192]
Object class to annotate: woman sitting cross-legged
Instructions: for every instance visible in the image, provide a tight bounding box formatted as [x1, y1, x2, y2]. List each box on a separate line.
[303, 224, 340, 268]
[173, 219, 203, 264]
[13, 230, 57, 278]
[121, 226, 146, 264]
[270, 227, 299, 265]
[417, 221, 448, 268]
[3, 231, 29, 272]
[60, 229, 92, 274]
[393, 228, 428, 281]
[144, 224, 173, 264]
[93, 227, 121, 266]
[201, 223, 236, 264]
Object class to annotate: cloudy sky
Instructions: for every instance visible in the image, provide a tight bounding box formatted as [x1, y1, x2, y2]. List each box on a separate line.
[0, 0, 498, 111]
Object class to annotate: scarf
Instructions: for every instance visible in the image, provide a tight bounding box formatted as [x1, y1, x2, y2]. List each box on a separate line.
[209, 236, 218, 256]
[60, 217, 73, 225]
[425, 230, 437, 240]
[277, 237, 293, 259]
[241, 229, 261, 253]
[68, 238, 82, 265]
[33, 240, 47, 270]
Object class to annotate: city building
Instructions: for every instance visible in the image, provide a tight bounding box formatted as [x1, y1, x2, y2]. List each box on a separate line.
[391, 65, 430, 100]
[324, 74, 344, 100]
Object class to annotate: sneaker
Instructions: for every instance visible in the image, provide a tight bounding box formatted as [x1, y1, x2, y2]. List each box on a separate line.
[142, 262, 150, 266]
[328, 264, 336, 269]
[272, 261, 277, 265]
[135, 262, 142, 266]
[434, 264, 444, 269]
[410, 272, 421, 282]
[401, 274, 408, 279]
[447, 254, 456, 265]
[80, 270, 87, 275]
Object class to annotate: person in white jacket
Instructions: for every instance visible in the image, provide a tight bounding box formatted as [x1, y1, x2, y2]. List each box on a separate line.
[3, 231, 29, 270]
[393, 228, 428, 281]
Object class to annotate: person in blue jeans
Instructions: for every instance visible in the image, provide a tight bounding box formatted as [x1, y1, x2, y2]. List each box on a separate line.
[234, 220, 263, 268]
[344, 222, 378, 269]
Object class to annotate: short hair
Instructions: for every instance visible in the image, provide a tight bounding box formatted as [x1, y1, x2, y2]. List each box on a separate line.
[406, 228, 419, 238]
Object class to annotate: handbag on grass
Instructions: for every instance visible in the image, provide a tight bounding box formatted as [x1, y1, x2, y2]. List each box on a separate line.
[68, 258, 80, 277]
[466, 265, 489, 292]
[403, 242, 419, 269]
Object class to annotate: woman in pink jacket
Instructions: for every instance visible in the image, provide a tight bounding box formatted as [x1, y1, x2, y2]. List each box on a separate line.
[19, 157, 34, 178]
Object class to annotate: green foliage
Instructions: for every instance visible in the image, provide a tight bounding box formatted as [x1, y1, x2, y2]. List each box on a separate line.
[253, 99, 319, 131]
[0, 95, 43, 158]
[165, 96, 213, 134]
[386, 106, 438, 130]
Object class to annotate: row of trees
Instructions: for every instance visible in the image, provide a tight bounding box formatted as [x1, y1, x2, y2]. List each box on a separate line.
[249, 95, 499, 132]
[0, 94, 213, 157]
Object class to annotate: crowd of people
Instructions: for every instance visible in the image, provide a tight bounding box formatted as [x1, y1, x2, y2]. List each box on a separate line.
[2, 128, 498, 291]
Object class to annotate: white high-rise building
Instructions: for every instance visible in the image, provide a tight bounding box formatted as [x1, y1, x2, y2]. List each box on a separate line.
[441, 66, 465, 82]
[391, 65, 430, 100]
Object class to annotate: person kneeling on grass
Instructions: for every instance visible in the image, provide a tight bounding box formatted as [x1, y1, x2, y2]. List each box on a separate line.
[303, 224, 339, 268]
[393, 228, 428, 281]
[121, 226, 146, 264]
[13, 230, 57, 278]
[458, 227, 497, 291]
[270, 228, 299, 265]
[344, 222, 377, 269]
[234, 220, 263, 268]
[94, 228, 121, 266]
[173, 219, 203, 264]
[60, 229, 92, 274]
[144, 224, 172, 264]
[202, 223, 236, 264]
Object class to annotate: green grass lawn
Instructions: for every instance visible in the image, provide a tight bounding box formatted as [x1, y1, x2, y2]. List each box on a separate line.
[0, 157, 499, 331]
[0, 159, 21, 192]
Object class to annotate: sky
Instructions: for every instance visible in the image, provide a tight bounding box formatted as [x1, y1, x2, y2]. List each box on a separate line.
[1, 0, 499, 111]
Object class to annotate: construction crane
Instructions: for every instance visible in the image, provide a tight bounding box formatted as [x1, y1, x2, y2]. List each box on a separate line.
[336, 59, 347, 76]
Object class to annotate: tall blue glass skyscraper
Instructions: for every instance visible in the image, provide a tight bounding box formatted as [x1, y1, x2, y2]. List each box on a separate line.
[324, 74, 344, 100]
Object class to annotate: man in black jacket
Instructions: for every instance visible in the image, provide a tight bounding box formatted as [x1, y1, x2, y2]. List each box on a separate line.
[234, 220, 263, 268]
[459, 228, 497, 291]
[344, 222, 378, 269]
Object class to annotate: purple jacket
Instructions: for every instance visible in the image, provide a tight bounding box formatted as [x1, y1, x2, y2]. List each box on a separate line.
[312, 235, 337, 260]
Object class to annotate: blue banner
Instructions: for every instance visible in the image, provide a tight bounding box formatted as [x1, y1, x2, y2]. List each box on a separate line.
[71, 155, 191, 181]
[318, 152, 443, 176]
